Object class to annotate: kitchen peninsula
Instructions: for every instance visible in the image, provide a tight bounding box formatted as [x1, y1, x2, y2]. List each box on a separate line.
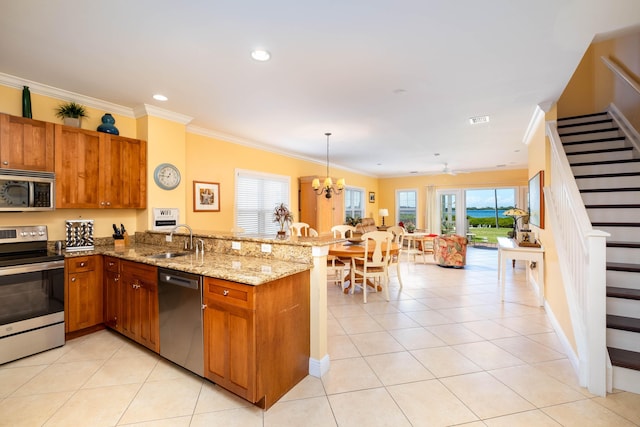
[63, 229, 339, 409]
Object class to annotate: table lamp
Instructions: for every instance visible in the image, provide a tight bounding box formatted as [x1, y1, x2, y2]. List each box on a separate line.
[379, 208, 389, 226]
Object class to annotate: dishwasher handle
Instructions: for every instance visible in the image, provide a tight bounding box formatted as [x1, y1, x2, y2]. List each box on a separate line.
[159, 272, 201, 290]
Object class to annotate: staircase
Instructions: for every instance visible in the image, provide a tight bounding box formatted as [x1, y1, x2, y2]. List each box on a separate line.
[557, 111, 640, 393]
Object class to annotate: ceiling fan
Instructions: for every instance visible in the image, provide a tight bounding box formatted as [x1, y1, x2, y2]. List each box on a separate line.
[442, 163, 457, 175]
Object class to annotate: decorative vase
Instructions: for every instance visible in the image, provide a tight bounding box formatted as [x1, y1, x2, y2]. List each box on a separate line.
[22, 86, 32, 118]
[97, 113, 119, 135]
[277, 230, 287, 239]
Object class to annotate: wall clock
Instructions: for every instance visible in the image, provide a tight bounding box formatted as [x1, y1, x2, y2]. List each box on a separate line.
[153, 163, 181, 190]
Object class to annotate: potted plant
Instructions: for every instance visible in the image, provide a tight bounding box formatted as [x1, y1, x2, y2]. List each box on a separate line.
[404, 221, 416, 233]
[345, 215, 361, 227]
[273, 203, 294, 238]
[55, 101, 88, 128]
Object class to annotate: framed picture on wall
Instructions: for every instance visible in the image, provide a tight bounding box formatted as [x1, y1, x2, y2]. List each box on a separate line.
[369, 192, 375, 203]
[193, 181, 220, 212]
[528, 170, 544, 228]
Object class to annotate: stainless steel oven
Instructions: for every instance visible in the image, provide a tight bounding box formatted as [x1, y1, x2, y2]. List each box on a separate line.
[0, 225, 65, 365]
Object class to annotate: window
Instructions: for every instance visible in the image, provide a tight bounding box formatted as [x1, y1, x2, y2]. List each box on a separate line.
[396, 189, 417, 225]
[344, 187, 364, 221]
[235, 170, 291, 234]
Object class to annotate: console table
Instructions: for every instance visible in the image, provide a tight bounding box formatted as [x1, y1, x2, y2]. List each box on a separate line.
[497, 237, 545, 306]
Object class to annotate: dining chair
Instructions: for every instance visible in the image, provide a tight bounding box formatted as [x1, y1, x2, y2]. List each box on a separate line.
[350, 230, 393, 303]
[308, 228, 319, 237]
[386, 225, 405, 289]
[289, 222, 310, 236]
[407, 234, 436, 263]
[331, 224, 356, 239]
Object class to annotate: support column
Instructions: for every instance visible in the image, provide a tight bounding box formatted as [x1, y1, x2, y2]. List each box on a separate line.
[308, 245, 330, 377]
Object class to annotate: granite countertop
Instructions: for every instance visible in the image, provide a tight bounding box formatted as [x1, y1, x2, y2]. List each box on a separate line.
[66, 243, 312, 286]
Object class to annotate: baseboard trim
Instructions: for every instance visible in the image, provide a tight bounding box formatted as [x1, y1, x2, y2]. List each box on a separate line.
[309, 354, 330, 377]
[544, 300, 581, 379]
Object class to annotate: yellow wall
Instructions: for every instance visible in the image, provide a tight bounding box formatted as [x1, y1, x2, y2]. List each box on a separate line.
[559, 30, 640, 129]
[184, 132, 380, 230]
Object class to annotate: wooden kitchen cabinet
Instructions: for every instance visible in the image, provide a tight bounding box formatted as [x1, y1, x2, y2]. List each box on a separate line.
[65, 255, 103, 333]
[298, 176, 344, 235]
[0, 113, 54, 171]
[103, 256, 121, 330]
[120, 260, 159, 352]
[54, 125, 147, 209]
[203, 271, 310, 409]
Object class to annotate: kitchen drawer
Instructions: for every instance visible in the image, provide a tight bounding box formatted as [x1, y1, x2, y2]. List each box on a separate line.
[121, 260, 157, 283]
[104, 256, 120, 273]
[204, 277, 254, 309]
[67, 256, 96, 273]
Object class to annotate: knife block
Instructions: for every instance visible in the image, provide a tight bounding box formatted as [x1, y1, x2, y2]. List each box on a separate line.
[114, 232, 130, 250]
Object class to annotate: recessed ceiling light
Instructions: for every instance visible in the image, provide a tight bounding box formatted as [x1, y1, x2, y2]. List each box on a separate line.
[251, 50, 271, 61]
[153, 94, 168, 101]
[469, 115, 490, 125]
[393, 89, 406, 94]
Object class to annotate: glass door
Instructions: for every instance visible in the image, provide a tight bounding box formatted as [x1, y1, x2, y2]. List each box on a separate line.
[436, 189, 465, 235]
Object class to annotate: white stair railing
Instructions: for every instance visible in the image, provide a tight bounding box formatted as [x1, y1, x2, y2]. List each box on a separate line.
[545, 121, 609, 396]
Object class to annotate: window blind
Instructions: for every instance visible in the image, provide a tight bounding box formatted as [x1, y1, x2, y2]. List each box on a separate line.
[235, 170, 290, 234]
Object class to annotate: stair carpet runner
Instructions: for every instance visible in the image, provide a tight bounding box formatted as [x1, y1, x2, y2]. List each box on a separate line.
[557, 111, 640, 379]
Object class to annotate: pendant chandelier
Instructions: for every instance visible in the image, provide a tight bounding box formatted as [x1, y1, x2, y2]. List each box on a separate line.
[312, 132, 345, 199]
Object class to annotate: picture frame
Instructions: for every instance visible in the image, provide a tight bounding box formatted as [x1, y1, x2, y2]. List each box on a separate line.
[528, 170, 544, 229]
[369, 192, 375, 203]
[193, 181, 220, 212]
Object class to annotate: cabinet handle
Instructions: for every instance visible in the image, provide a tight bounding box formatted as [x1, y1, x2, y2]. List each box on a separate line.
[223, 289, 229, 296]
[71, 277, 76, 282]
[106, 201, 111, 206]
[100, 201, 106, 206]
[79, 262, 85, 267]
[2, 161, 8, 165]
[114, 277, 119, 282]
[108, 262, 115, 267]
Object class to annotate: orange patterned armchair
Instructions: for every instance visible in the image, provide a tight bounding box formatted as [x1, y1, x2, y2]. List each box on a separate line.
[433, 235, 468, 268]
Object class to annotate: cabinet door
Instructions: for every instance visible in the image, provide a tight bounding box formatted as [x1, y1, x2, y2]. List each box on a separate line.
[103, 257, 121, 330]
[54, 125, 104, 208]
[204, 298, 255, 402]
[137, 278, 159, 352]
[120, 261, 159, 352]
[65, 256, 102, 332]
[0, 113, 54, 171]
[102, 135, 147, 208]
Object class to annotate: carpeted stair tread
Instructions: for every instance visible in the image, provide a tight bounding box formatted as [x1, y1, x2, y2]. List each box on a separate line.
[608, 347, 640, 371]
[570, 158, 640, 167]
[581, 188, 640, 193]
[558, 127, 619, 137]
[565, 146, 631, 156]
[558, 112, 608, 121]
[592, 222, 640, 227]
[607, 287, 640, 300]
[606, 241, 640, 248]
[607, 262, 640, 273]
[562, 136, 626, 147]
[607, 315, 640, 333]
[575, 172, 640, 179]
[557, 118, 613, 130]
[586, 204, 640, 209]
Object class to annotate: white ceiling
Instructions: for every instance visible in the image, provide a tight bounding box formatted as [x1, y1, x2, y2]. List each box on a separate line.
[1, 1, 639, 177]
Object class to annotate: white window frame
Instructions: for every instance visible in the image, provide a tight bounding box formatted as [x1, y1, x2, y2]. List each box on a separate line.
[234, 169, 291, 234]
[396, 188, 418, 227]
[344, 186, 365, 222]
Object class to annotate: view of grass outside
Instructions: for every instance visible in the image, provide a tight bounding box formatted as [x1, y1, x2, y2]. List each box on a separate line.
[464, 188, 518, 245]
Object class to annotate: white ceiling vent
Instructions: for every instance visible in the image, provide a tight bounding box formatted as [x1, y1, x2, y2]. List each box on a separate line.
[469, 115, 490, 125]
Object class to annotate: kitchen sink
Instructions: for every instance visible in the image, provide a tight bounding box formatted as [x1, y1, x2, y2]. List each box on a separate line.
[147, 251, 190, 259]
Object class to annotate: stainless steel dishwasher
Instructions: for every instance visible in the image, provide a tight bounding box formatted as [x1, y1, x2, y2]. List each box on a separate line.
[158, 268, 204, 376]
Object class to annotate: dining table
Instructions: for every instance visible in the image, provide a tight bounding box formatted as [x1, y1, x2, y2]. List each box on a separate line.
[328, 241, 399, 293]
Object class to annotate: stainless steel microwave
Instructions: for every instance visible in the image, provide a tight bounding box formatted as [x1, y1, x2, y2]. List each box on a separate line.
[0, 169, 55, 211]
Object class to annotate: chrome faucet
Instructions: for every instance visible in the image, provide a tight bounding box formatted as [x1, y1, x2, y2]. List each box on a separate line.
[170, 224, 194, 251]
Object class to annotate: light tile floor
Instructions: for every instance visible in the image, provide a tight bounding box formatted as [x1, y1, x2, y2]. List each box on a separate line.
[1, 248, 639, 426]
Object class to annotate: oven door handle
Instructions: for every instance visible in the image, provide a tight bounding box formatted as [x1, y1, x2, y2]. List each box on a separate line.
[0, 260, 64, 276]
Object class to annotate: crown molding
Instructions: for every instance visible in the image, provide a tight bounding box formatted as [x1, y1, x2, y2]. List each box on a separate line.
[0, 72, 134, 117]
[522, 102, 553, 146]
[187, 125, 375, 177]
[133, 104, 193, 125]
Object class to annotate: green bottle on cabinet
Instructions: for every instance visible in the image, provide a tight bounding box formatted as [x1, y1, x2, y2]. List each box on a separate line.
[22, 86, 32, 118]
